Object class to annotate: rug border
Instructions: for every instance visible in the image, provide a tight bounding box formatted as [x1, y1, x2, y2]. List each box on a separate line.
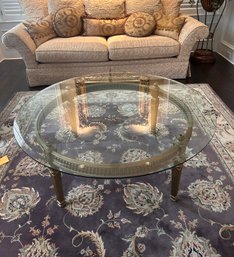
[0, 92, 36, 126]
[190, 83, 233, 123]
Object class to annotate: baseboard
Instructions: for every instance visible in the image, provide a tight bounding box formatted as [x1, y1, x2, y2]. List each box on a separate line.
[217, 52, 234, 65]
[217, 40, 234, 65]
[0, 57, 23, 62]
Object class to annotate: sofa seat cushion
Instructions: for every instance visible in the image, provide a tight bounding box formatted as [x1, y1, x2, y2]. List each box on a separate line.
[36, 37, 108, 63]
[107, 35, 180, 61]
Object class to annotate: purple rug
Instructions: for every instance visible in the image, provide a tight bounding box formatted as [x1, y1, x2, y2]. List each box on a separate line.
[0, 84, 233, 257]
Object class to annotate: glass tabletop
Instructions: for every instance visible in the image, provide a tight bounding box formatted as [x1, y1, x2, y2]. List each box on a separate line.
[13, 73, 216, 178]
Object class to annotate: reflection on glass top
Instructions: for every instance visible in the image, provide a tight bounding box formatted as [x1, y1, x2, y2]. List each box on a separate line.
[13, 73, 216, 178]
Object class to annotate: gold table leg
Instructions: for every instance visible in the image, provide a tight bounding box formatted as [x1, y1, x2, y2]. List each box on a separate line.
[170, 164, 183, 201]
[49, 170, 66, 207]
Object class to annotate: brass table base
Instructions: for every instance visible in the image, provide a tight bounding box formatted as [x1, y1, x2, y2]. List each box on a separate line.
[50, 170, 66, 208]
[50, 165, 183, 207]
[170, 164, 183, 201]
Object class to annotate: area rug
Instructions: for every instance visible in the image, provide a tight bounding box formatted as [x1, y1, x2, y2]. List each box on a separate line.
[0, 84, 233, 257]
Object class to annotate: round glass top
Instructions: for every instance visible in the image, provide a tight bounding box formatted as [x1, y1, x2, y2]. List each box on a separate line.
[13, 73, 216, 178]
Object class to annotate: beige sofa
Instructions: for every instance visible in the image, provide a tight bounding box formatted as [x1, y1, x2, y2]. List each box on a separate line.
[2, 0, 209, 87]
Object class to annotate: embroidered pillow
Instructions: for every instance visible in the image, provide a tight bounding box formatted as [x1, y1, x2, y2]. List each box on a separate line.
[161, 0, 183, 17]
[83, 18, 126, 36]
[125, 12, 156, 37]
[53, 7, 82, 37]
[84, 0, 125, 18]
[48, 0, 85, 16]
[23, 15, 57, 47]
[125, 0, 162, 15]
[19, 0, 48, 20]
[154, 12, 185, 40]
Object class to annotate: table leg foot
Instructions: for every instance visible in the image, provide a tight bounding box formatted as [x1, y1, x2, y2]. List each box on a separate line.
[50, 170, 66, 208]
[57, 200, 66, 208]
[170, 195, 179, 202]
[170, 164, 183, 201]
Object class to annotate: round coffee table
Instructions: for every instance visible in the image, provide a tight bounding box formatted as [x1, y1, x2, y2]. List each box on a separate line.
[13, 73, 216, 207]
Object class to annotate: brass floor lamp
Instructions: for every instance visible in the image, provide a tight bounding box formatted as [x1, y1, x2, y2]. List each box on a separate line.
[190, 0, 228, 63]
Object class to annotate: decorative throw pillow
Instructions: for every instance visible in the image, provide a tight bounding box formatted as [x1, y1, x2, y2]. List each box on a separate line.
[83, 18, 126, 36]
[53, 7, 82, 37]
[160, 0, 183, 17]
[125, 0, 162, 15]
[23, 15, 57, 47]
[125, 12, 156, 37]
[84, 0, 125, 19]
[154, 12, 185, 40]
[19, 0, 48, 20]
[48, 0, 85, 16]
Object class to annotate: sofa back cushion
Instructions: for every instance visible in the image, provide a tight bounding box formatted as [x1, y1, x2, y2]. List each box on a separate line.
[161, 0, 183, 17]
[84, 0, 125, 18]
[125, 0, 162, 15]
[19, 0, 48, 20]
[84, 18, 126, 36]
[48, 0, 85, 16]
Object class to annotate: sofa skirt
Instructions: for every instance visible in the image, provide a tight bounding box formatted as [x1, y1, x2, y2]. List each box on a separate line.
[27, 58, 190, 87]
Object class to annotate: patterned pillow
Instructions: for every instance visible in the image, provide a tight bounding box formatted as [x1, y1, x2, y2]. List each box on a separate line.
[161, 0, 183, 17]
[23, 15, 57, 47]
[53, 7, 82, 37]
[84, 0, 125, 19]
[125, 12, 156, 37]
[83, 18, 126, 36]
[154, 12, 185, 40]
[48, 0, 85, 16]
[125, 0, 162, 15]
[19, 0, 48, 20]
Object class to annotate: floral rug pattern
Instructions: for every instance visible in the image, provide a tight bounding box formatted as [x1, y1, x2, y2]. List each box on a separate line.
[0, 84, 233, 256]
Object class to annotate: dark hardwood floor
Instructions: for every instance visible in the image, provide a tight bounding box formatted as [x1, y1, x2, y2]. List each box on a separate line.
[178, 53, 234, 112]
[0, 53, 233, 112]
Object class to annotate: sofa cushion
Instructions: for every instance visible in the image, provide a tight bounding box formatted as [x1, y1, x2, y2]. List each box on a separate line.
[83, 18, 126, 36]
[48, 0, 85, 16]
[84, 0, 125, 18]
[125, 0, 162, 15]
[154, 12, 185, 40]
[19, 0, 48, 20]
[108, 35, 180, 60]
[36, 37, 108, 63]
[161, 0, 183, 17]
[53, 7, 82, 37]
[23, 15, 57, 47]
[125, 12, 156, 37]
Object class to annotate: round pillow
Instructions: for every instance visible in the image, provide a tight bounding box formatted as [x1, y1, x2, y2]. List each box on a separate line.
[53, 7, 82, 37]
[125, 12, 156, 37]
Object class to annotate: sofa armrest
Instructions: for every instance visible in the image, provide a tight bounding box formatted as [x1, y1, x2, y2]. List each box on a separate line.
[2, 23, 38, 68]
[178, 16, 209, 60]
